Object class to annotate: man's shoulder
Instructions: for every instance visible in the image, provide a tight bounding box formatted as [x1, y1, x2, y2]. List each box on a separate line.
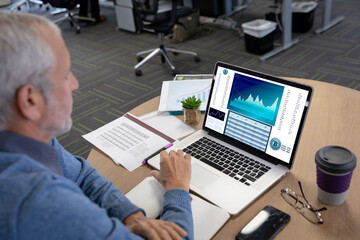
[0, 151, 51, 175]
[0, 151, 80, 200]
[0, 152, 84, 220]
[0, 151, 41, 171]
[0, 152, 112, 240]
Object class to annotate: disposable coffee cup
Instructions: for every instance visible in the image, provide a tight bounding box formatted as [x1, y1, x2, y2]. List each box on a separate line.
[315, 146, 357, 206]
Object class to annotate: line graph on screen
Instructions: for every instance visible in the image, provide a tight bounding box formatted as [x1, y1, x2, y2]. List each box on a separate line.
[227, 74, 284, 126]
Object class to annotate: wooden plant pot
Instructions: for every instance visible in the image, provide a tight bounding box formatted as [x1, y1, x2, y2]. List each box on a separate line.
[183, 108, 200, 125]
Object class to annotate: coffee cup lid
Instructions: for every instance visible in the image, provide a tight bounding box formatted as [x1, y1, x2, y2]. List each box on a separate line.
[315, 146, 357, 174]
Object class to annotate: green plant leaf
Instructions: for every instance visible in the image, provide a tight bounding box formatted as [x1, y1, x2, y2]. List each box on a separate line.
[181, 96, 202, 109]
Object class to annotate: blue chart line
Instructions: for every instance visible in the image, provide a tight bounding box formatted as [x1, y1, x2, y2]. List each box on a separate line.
[227, 74, 284, 126]
[208, 107, 225, 121]
[176, 89, 210, 104]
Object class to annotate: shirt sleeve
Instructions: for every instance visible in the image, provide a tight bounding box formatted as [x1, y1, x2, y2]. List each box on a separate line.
[161, 189, 194, 240]
[18, 173, 144, 240]
[51, 138, 144, 222]
[52, 138, 194, 239]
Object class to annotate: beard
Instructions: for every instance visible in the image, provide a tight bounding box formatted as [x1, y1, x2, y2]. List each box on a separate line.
[41, 94, 73, 138]
[52, 116, 73, 137]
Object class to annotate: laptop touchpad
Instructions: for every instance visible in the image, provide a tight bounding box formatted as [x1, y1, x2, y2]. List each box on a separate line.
[191, 163, 219, 189]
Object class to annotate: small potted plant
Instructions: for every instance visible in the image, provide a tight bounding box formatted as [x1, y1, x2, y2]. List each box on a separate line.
[181, 96, 202, 125]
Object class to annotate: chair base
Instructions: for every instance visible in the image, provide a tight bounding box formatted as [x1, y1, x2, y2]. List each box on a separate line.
[53, 10, 95, 34]
[9, 0, 50, 12]
[134, 44, 200, 76]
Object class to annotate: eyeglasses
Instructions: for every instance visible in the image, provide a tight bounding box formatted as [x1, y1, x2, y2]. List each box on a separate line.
[281, 181, 327, 224]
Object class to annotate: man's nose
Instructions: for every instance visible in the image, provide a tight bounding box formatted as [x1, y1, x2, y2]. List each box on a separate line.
[69, 72, 79, 90]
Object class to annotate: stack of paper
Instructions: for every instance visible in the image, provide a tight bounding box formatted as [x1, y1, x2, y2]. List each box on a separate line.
[174, 74, 213, 81]
[83, 113, 175, 171]
[140, 111, 195, 140]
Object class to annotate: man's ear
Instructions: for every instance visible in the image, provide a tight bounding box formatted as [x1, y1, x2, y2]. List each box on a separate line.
[16, 84, 45, 121]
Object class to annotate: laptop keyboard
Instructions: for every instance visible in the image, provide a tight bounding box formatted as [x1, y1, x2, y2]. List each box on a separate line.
[183, 137, 271, 186]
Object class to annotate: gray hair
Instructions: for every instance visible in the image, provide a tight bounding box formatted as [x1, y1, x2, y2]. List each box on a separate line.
[0, 11, 61, 130]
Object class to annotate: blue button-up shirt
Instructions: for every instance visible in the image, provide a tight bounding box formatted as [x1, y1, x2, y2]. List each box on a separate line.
[0, 131, 193, 239]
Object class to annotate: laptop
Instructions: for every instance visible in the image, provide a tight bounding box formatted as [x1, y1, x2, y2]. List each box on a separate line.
[148, 61, 313, 215]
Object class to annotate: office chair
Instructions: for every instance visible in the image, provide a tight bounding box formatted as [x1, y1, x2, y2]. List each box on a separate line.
[132, 0, 200, 76]
[43, 0, 95, 33]
[8, 0, 50, 12]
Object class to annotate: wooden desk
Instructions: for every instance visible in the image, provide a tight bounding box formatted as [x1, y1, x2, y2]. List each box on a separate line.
[87, 78, 360, 239]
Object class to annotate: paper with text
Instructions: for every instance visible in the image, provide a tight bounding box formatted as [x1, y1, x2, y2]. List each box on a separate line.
[140, 111, 195, 140]
[83, 113, 175, 171]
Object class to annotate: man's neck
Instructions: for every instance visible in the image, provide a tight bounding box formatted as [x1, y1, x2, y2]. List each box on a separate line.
[6, 121, 52, 144]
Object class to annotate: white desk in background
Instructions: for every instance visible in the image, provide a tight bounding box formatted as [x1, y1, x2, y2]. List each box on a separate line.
[315, 0, 345, 34]
[259, 0, 344, 61]
[260, 0, 298, 61]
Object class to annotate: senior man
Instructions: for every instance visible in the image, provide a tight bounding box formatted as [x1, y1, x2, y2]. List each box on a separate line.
[0, 11, 193, 240]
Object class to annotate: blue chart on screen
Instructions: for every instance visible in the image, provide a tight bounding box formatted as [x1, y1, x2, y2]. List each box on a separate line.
[227, 74, 284, 126]
[209, 107, 225, 121]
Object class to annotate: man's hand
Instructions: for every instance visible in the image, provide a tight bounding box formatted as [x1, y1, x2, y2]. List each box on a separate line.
[151, 149, 191, 191]
[124, 211, 187, 240]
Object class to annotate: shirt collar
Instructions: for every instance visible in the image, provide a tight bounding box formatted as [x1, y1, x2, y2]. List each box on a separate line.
[0, 131, 63, 175]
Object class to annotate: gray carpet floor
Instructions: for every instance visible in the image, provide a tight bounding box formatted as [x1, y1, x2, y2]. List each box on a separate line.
[3, 0, 359, 159]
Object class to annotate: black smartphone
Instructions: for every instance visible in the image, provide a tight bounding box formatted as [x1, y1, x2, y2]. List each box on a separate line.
[236, 205, 290, 240]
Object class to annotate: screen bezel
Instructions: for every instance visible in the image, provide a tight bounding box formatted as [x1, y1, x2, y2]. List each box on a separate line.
[202, 61, 313, 169]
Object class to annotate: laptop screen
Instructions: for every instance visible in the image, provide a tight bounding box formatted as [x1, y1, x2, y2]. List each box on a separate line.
[203, 62, 312, 166]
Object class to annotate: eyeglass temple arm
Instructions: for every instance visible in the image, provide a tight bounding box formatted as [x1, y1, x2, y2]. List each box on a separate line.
[298, 181, 311, 204]
[317, 207, 327, 211]
[298, 181, 327, 212]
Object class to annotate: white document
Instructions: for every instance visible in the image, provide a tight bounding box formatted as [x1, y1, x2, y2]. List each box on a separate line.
[174, 74, 213, 81]
[83, 113, 175, 171]
[158, 80, 212, 112]
[126, 177, 230, 240]
[140, 111, 195, 140]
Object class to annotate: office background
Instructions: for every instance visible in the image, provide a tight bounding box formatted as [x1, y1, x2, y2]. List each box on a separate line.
[4, 0, 358, 158]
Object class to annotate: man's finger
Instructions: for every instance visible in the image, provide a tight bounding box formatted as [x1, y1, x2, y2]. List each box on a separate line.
[159, 224, 184, 240]
[151, 170, 161, 182]
[152, 221, 186, 240]
[175, 149, 184, 156]
[127, 219, 159, 240]
[169, 150, 177, 157]
[166, 221, 187, 237]
[160, 150, 168, 158]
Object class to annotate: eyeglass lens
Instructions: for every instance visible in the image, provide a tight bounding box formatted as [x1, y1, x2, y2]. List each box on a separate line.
[281, 187, 297, 206]
[281, 186, 324, 224]
[300, 205, 323, 224]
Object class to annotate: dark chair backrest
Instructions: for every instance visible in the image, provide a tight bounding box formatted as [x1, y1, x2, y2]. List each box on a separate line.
[135, 0, 159, 14]
[132, 0, 180, 28]
[42, 0, 77, 9]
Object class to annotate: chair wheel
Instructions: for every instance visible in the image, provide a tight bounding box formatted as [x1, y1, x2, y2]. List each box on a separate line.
[137, 56, 143, 62]
[194, 56, 201, 62]
[70, 21, 74, 27]
[76, 26, 81, 34]
[135, 69, 142, 76]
